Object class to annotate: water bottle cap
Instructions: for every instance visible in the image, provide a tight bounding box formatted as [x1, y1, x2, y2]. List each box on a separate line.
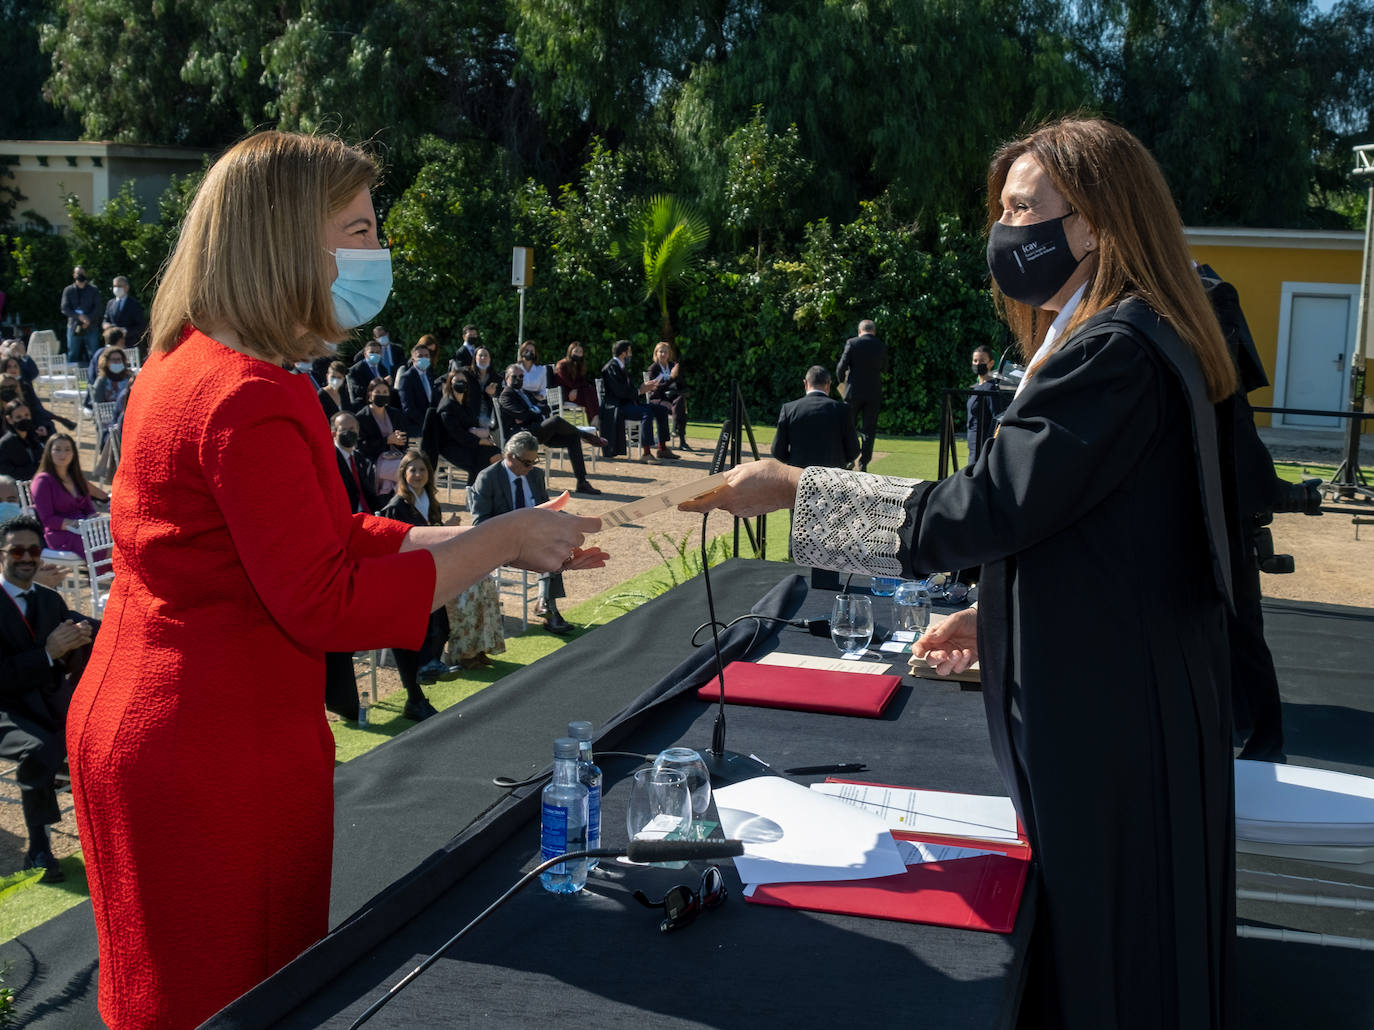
[553, 737, 579, 759]
[567, 720, 594, 740]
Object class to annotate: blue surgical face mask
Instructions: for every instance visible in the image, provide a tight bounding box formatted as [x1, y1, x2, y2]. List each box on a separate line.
[109, 363, 125, 374]
[416, 357, 431, 371]
[330, 248, 393, 328]
[0, 501, 22, 523]
[366, 352, 382, 366]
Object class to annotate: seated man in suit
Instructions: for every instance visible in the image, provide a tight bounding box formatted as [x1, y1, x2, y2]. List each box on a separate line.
[469, 432, 575, 634]
[348, 338, 389, 401]
[772, 366, 861, 470]
[331, 411, 380, 516]
[396, 340, 439, 425]
[497, 364, 603, 496]
[1, 514, 95, 882]
[599, 339, 674, 462]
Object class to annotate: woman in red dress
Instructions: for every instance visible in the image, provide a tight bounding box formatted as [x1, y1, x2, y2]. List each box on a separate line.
[65, 131, 606, 1030]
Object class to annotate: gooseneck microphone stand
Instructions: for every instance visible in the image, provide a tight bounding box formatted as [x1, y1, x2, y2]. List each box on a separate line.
[347, 838, 745, 1028]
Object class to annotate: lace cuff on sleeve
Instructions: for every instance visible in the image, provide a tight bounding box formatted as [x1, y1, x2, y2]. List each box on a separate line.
[790, 466, 922, 577]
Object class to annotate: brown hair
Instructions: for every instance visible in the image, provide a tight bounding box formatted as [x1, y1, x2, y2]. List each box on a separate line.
[149, 131, 378, 364]
[102, 326, 126, 348]
[38, 432, 91, 498]
[986, 118, 1236, 401]
[97, 347, 128, 380]
[395, 450, 439, 519]
[415, 334, 438, 356]
[442, 370, 467, 401]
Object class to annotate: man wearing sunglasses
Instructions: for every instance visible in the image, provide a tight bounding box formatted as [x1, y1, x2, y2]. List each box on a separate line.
[470, 432, 577, 635]
[1, 514, 95, 882]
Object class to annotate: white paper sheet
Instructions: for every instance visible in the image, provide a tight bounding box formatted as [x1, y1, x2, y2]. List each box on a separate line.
[810, 782, 1020, 843]
[895, 839, 999, 866]
[754, 652, 894, 675]
[714, 776, 908, 886]
[593, 472, 731, 529]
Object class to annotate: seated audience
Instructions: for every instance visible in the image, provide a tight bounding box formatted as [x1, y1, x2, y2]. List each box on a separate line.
[397, 338, 438, 423]
[470, 432, 578, 634]
[87, 326, 126, 391]
[347, 338, 389, 401]
[0, 476, 23, 522]
[771, 366, 860, 470]
[464, 346, 500, 429]
[1, 514, 96, 882]
[448, 324, 481, 373]
[0, 402, 45, 479]
[30, 433, 108, 556]
[517, 341, 550, 406]
[355, 378, 412, 464]
[646, 340, 690, 451]
[91, 344, 133, 406]
[1, 360, 59, 438]
[317, 360, 353, 421]
[435, 372, 500, 484]
[376, 451, 460, 720]
[1, 339, 39, 385]
[553, 342, 600, 426]
[370, 324, 405, 376]
[331, 411, 379, 516]
[599, 339, 674, 462]
[497, 364, 604, 496]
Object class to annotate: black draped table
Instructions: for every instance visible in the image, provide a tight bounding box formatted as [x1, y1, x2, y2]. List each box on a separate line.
[6, 561, 1373, 1028]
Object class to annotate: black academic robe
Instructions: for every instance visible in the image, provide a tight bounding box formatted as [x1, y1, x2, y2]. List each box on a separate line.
[892, 300, 1233, 1029]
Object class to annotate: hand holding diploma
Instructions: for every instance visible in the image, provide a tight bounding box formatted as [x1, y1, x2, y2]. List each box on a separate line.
[677, 459, 802, 518]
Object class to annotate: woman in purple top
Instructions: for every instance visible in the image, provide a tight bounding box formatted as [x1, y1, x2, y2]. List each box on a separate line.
[30, 433, 107, 556]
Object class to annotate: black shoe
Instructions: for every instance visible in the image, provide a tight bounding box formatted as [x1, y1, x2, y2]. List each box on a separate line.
[678, 438, 692, 451]
[402, 697, 440, 721]
[542, 611, 574, 635]
[574, 480, 602, 495]
[25, 850, 65, 884]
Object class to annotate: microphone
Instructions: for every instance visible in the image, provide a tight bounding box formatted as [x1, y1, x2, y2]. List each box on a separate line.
[348, 840, 746, 1028]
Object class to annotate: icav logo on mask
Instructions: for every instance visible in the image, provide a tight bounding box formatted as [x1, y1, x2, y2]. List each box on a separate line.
[1019, 239, 1060, 262]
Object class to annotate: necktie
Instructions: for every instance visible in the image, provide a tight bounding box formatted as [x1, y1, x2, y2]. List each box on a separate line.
[349, 455, 365, 512]
[17, 589, 33, 616]
[513, 477, 526, 509]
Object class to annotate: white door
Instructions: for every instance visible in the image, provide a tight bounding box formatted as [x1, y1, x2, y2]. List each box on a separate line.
[1274, 283, 1358, 428]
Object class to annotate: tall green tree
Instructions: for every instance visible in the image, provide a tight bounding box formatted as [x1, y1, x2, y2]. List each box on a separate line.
[635, 195, 710, 343]
[0, 0, 78, 139]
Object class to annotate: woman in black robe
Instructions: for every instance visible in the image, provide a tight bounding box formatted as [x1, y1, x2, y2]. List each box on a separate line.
[685, 117, 1238, 1029]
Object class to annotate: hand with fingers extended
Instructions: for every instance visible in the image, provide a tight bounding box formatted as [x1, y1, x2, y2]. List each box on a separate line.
[678, 459, 802, 518]
[911, 606, 979, 676]
[502, 491, 608, 573]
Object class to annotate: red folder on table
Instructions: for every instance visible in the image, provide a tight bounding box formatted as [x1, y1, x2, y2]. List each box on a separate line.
[695, 660, 901, 718]
[745, 780, 1033, 933]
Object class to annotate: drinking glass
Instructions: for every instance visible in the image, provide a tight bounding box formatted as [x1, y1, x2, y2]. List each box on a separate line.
[830, 594, 874, 657]
[869, 576, 900, 597]
[626, 768, 693, 843]
[892, 580, 931, 635]
[653, 747, 712, 819]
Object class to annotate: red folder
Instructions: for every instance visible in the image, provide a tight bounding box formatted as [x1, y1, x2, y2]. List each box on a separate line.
[695, 661, 902, 718]
[745, 781, 1033, 933]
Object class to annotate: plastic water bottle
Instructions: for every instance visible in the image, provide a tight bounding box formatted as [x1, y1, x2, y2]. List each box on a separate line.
[540, 738, 589, 894]
[568, 721, 602, 870]
[892, 580, 931, 635]
[358, 689, 371, 727]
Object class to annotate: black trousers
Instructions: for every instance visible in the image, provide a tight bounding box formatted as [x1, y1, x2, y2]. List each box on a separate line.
[847, 394, 880, 468]
[1230, 559, 1284, 758]
[605, 402, 669, 451]
[0, 713, 64, 833]
[532, 416, 590, 481]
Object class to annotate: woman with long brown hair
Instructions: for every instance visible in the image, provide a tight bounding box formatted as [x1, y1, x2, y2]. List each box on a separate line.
[65, 130, 605, 1029]
[553, 340, 599, 426]
[685, 117, 1236, 1028]
[30, 432, 107, 556]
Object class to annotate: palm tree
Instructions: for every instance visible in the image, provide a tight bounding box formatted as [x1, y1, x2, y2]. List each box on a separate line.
[636, 194, 709, 343]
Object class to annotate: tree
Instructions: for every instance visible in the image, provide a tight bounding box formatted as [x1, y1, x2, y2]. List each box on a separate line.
[0, 0, 78, 139]
[634, 195, 710, 343]
[723, 109, 813, 271]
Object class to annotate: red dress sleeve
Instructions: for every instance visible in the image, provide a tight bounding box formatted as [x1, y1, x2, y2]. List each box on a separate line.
[198, 378, 436, 653]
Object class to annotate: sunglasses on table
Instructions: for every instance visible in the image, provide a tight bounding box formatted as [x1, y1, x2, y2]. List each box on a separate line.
[632, 864, 727, 934]
[6, 545, 43, 559]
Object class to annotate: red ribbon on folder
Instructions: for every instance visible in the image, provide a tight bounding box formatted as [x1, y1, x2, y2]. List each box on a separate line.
[745, 780, 1033, 934]
[695, 661, 902, 718]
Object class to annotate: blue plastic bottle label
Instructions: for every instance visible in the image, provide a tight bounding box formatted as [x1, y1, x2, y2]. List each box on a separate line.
[541, 801, 569, 872]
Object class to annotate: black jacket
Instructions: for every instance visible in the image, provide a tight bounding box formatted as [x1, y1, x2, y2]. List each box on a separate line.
[772, 391, 859, 469]
[836, 333, 887, 402]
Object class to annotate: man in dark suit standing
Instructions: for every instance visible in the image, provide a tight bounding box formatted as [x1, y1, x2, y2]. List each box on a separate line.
[836, 318, 887, 471]
[370, 325, 406, 377]
[772, 366, 860, 470]
[101, 275, 149, 356]
[1, 514, 94, 881]
[469, 431, 574, 635]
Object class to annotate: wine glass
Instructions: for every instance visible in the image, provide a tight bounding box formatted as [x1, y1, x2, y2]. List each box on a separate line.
[653, 747, 712, 820]
[626, 767, 693, 843]
[830, 594, 874, 657]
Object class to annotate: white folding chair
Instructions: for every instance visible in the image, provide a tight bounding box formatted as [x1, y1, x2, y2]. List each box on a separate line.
[492, 566, 541, 632]
[547, 385, 597, 474]
[78, 514, 116, 614]
[40, 546, 85, 610]
[16, 478, 33, 512]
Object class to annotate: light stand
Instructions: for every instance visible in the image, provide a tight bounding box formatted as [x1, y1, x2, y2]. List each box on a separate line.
[1331, 144, 1374, 500]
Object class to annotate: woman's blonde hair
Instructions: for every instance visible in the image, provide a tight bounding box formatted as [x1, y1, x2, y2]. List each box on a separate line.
[987, 117, 1236, 401]
[150, 131, 378, 364]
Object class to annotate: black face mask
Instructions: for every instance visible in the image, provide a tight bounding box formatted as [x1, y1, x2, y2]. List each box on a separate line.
[336, 429, 359, 448]
[74, 276, 87, 284]
[974, 362, 989, 376]
[509, 377, 524, 389]
[12, 419, 32, 433]
[986, 213, 1087, 308]
[522, 352, 535, 362]
[372, 394, 389, 407]
[0, 388, 17, 403]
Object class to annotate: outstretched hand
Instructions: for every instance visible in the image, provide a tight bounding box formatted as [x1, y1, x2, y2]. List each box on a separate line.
[678, 459, 802, 518]
[504, 492, 608, 573]
[912, 606, 979, 676]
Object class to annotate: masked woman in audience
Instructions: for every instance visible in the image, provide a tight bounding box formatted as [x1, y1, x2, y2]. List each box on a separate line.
[0, 401, 45, 479]
[516, 340, 549, 408]
[316, 359, 352, 420]
[684, 117, 1237, 1030]
[1, 357, 58, 438]
[646, 340, 689, 450]
[464, 345, 500, 429]
[64, 130, 606, 1030]
[30, 432, 108, 556]
[436, 370, 500, 484]
[553, 341, 600, 427]
[355, 375, 411, 462]
[91, 345, 133, 406]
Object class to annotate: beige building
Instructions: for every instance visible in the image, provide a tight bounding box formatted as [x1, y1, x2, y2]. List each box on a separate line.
[2, 139, 206, 230]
